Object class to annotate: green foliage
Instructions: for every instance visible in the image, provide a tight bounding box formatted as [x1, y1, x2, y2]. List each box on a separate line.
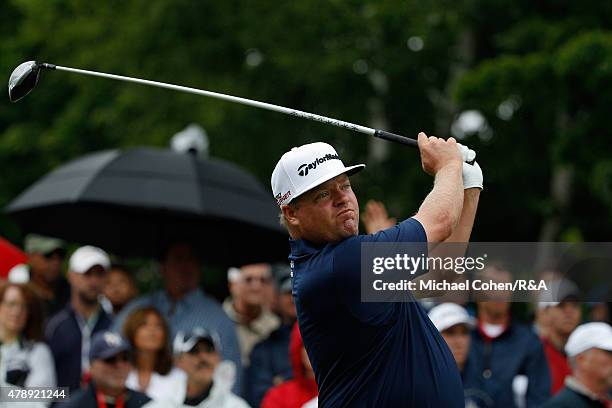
[453, 4, 612, 240]
[1, 0, 611, 247]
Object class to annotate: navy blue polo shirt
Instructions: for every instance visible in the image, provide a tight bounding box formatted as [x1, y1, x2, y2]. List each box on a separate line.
[289, 218, 464, 407]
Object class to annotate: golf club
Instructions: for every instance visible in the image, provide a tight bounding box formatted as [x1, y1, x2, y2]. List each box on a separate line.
[8, 61, 417, 148]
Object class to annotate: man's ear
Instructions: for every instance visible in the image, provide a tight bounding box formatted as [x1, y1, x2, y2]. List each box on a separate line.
[281, 204, 300, 228]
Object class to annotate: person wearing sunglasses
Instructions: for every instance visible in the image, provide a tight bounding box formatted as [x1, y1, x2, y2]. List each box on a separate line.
[174, 328, 249, 408]
[64, 330, 163, 408]
[223, 264, 280, 368]
[24, 234, 70, 318]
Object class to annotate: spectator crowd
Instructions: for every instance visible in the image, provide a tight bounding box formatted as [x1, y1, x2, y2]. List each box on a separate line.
[1, 213, 610, 407]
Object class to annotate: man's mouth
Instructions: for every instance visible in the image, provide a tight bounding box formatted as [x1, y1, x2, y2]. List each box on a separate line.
[337, 209, 354, 218]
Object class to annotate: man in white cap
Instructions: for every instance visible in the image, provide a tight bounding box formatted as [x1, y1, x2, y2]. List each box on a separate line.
[174, 328, 250, 408]
[271, 133, 482, 407]
[543, 322, 612, 407]
[428, 303, 496, 407]
[428, 303, 475, 372]
[45, 245, 113, 392]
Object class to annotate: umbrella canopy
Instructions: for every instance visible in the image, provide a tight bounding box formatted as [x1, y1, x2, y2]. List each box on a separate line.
[6, 148, 288, 265]
[0, 237, 27, 278]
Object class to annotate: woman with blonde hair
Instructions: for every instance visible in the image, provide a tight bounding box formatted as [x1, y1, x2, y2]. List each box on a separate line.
[123, 306, 186, 405]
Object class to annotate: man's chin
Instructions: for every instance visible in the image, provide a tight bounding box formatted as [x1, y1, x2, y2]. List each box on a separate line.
[340, 218, 358, 235]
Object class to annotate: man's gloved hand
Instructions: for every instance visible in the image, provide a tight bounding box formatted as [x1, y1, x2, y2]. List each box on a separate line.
[463, 161, 483, 190]
[457, 143, 483, 189]
[457, 143, 476, 163]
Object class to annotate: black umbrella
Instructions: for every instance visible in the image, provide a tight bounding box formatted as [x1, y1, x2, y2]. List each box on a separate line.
[6, 147, 288, 265]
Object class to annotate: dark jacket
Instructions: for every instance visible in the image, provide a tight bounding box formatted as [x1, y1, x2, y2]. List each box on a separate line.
[463, 319, 551, 408]
[542, 386, 609, 408]
[245, 322, 294, 408]
[45, 305, 112, 391]
[261, 323, 318, 408]
[62, 382, 151, 408]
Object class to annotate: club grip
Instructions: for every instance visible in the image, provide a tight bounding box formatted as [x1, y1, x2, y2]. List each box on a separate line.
[374, 129, 418, 148]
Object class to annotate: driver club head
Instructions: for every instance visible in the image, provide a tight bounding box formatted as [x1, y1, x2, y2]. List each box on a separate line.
[8, 61, 42, 102]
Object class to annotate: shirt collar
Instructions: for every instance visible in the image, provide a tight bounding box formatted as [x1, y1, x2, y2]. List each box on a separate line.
[289, 238, 326, 258]
[565, 376, 611, 403]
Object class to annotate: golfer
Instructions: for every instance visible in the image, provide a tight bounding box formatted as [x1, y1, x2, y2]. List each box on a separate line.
[270, 132, 482, 407]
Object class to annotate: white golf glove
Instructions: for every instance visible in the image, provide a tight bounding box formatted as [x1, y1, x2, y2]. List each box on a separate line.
[456, 143, 482, 189]
[463, 161, 483, 190]
[457, 143, 476, 163]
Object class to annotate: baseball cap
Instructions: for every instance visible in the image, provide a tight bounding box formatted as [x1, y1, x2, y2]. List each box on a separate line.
[69, 245, 111, 274]
[537, 279, 581, 310]
[8, 264, 30, 284]
[227, 267, 241, 283]
[173, 327, 221, 355]
[565, 322, 612, 357]
[271, 142, 365, 207]
[24, 234, 65, 255]
[428, 303, 475, 332]
[90, 331, 130, 361]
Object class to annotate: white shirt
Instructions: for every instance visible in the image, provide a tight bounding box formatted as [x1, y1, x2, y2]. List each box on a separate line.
[126, 367, 187, 405]
[0, 341, 56, 407]
[0, 340, 56, 388]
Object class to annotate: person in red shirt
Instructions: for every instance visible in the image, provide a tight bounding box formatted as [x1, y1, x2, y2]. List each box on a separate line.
[538, 280, 582, 395]
[261, 323, 318, 408]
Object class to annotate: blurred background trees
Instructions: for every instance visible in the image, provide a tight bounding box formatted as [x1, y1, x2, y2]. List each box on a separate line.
[1, 0, 611, 245]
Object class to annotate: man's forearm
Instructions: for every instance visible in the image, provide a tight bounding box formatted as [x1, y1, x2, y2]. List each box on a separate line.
[415, 163, 464, 242]
[445, 188, 480, 243]
[413, 187, 479, 297]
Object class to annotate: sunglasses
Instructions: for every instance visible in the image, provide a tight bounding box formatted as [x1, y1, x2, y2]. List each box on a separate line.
[188, 342, 216, 355]
[102, 352, 130, 365]
[43, 249, 66, 260]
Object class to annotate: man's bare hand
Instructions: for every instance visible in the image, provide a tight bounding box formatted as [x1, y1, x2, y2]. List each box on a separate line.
[417, 132, 463, 176]
[362, 200, 397, 234]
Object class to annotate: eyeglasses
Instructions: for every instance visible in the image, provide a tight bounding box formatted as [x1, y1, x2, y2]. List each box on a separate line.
[102, 352, 130, 365]
[243, 276, 272, 285]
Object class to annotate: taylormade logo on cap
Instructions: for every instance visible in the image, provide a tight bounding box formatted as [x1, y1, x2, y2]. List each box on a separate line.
[297, 153, 340, 176]
[271, 142, 365, 207]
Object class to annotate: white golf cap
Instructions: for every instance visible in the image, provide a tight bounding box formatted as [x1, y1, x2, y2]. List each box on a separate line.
[537, 279, 581, 310]
[69, 245, 111, 274]
[565, 322, 612, 357]
[428, 303, 475, 332]
[8, 264, 30, 284]
[271, 142, 365, 207]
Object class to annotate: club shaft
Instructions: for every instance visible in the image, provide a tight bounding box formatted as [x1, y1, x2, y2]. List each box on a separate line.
[53, 65, 374, 133]
[47, 64, 417, 147]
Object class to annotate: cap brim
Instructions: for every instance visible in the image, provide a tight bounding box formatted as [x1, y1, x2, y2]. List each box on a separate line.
[538, 301, 560, 310]
[596, 338, 612, 352]
[95, 344, 130, 361]
[438, 315, 476, 332]
[288, 163, 365, 204]
[181, 334, 219, 353]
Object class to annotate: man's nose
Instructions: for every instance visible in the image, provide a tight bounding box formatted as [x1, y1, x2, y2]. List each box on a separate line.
[332, 188, 350, 206]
